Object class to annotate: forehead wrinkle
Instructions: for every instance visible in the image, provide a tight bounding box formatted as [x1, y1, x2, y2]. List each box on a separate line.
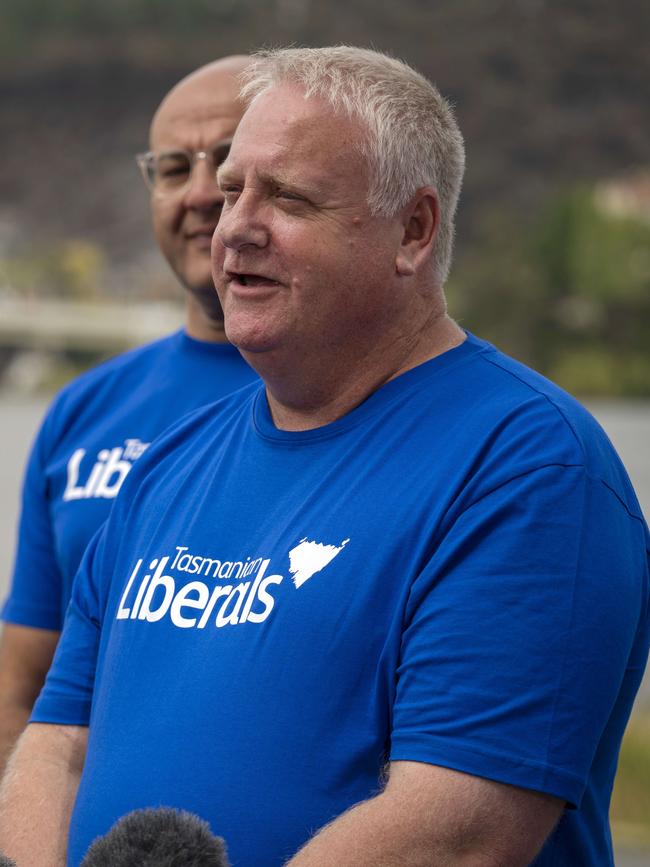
[154, 137, 234, 158]
[219, 86, 368, 200]
[224, 127, 342, 196]
[151, 117, 238, 151]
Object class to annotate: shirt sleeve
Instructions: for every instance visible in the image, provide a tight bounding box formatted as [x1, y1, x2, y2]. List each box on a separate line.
[1, 416, 64, 629]
[30, 523, 108, 726]
[390, 464, 649, 807]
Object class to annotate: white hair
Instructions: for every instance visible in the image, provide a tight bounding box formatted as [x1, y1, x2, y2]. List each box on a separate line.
[241, 46, 466, 284]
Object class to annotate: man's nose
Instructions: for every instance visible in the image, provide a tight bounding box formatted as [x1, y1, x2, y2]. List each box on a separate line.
[183, 158, 223, 211]
[216, 192, 269, 251]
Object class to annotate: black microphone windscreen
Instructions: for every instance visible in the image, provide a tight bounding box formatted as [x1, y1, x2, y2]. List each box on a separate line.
[80, 806, 230, 866]
[0, 854, 17, 867]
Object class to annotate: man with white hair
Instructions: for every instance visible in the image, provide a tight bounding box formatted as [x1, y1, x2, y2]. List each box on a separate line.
[1, 47, 648, 867]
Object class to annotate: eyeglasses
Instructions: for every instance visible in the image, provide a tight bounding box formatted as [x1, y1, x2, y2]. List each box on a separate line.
[135, 141, 232, 196]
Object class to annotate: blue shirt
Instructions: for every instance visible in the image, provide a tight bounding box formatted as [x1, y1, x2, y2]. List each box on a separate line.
[2, 330, 258, 628]
[33, 334, 650, 866]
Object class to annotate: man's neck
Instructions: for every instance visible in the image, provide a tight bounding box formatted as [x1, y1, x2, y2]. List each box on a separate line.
[184, 295, 228, 343]
[259, 314, 466, 432]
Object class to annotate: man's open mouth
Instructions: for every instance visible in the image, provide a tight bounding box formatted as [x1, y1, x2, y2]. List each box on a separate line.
[229, 272, 280, 288]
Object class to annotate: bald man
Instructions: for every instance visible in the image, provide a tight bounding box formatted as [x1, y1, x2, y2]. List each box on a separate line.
[0, 57, 258, 772]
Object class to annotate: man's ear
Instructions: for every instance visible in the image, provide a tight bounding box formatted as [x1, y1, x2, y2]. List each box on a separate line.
[395, 187, 439, 277]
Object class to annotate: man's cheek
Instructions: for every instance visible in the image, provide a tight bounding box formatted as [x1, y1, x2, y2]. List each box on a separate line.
[153, 198, 183, 236]
[211, 235, 227, 286]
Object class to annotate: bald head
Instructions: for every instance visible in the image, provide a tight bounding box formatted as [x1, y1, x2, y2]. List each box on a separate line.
[151, 55, 250, 146]
[146, 55, 251, 341]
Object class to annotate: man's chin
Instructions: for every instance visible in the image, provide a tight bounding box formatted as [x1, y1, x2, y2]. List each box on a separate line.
[223, 317, 283, 357]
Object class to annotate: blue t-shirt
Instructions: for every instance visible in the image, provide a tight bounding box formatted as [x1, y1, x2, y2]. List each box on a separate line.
[33, 334, 649, 866]
[2, 330, 258, 628]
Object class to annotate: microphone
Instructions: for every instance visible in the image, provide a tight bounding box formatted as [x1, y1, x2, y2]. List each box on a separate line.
[0, 854, 17, 867]
[80, 806, 230, 866]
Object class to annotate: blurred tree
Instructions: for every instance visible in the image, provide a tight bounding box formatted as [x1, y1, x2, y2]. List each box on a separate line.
[1, 240, 106, 300]
[449, 180, 650, 396]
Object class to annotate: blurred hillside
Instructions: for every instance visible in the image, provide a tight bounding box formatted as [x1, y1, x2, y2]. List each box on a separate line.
[0, 0, 648, 392]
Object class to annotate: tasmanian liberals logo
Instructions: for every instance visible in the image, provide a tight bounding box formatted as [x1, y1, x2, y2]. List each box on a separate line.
[115, 537, 350, 630]
[63, 439, 149, 501]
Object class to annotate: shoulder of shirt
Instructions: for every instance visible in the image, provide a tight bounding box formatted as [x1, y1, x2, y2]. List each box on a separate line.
[472, 341, 605, 453]
[57, 331, 182, 400]
[467, 338, 644, 522]
[33, 332, 183, 448]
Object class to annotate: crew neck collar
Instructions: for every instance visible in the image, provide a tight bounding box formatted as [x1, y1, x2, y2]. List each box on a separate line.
[252, 332, 491, 444]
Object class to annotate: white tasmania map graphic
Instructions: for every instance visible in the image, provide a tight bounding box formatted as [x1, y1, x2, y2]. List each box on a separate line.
[288, 537, 350, 589]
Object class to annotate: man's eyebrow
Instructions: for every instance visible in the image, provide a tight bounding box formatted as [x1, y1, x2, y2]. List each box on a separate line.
[151, 147, 188, 159]
[211, 139, 233, 159]
[217, 164, 325, 198]
[268, 170, 322, 193]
